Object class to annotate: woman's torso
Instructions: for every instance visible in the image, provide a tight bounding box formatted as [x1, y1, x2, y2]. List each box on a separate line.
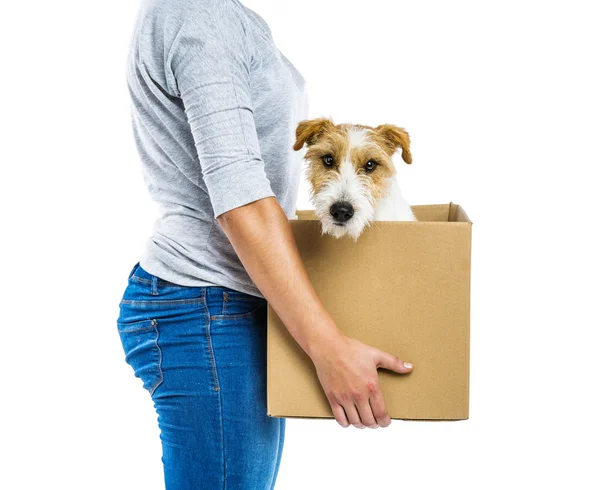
[126, 0, 309, 297]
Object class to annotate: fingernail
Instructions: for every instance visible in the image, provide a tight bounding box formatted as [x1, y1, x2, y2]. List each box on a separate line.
[404, 361, 413, 369]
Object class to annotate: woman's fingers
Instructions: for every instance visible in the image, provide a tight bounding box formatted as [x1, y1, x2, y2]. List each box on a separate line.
[330, 399, 350, 428]
[369, 389, 391, 427]
[343, 402, 365, 429]
[355, 398, 378, 428]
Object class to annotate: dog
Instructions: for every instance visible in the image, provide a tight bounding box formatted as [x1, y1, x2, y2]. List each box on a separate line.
[293, 117, 416, 241]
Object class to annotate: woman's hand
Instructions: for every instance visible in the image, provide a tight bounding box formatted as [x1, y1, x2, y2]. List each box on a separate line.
[309, 333, 413, 428]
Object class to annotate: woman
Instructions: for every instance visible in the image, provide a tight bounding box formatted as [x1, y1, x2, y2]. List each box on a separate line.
[117, 0, 414, 488]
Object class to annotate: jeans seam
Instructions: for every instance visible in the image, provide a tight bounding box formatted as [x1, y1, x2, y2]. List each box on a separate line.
[149, 318, 164, 396]
[200, 295, 227, 486]
[217, 354, 227, 489]
[202, 299, 220, 392]
[116, 325, 154, 334]
[130, 276, 152, 285]
[120, 298, 205, 306]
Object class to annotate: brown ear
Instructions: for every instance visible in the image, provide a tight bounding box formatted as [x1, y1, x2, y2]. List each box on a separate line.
[373, 124, 412, 164]
[293, 118, 336, 151]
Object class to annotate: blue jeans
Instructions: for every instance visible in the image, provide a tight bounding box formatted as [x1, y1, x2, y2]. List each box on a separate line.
[116, 262, 286, 489]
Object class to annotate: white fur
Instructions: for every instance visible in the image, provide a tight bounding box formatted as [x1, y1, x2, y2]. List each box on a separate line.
[372, 177, 416, 221]
[347, 127, 370, 147]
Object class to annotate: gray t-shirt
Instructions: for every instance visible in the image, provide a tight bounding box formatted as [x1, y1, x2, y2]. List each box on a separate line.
[126, 0, 309, 298]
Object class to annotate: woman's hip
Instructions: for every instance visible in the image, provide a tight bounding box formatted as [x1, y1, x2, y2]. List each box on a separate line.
[115, 262, 283, 487]
[116, 262, 270, 396]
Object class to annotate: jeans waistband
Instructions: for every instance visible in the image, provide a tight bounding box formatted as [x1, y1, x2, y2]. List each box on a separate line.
[127, 261, 264, 304]
[129, 262, 151, 281]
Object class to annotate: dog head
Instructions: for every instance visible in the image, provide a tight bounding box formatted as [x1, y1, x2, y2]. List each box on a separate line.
[294, 117, 412, 240]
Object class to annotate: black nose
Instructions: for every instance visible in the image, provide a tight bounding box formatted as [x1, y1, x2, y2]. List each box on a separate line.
[330, 201, 354, 222]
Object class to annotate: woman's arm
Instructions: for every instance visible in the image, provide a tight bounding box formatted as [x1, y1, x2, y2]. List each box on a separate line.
[218, 196, 341, 357]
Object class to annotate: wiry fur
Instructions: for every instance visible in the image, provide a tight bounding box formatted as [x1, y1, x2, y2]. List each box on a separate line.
[294, 117, 416, 241]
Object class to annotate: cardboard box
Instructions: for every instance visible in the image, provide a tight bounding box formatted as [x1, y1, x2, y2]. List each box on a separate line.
[266, 202, 472, 421]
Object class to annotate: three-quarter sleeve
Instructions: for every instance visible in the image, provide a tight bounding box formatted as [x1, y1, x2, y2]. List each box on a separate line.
[169, 1, 275, 219]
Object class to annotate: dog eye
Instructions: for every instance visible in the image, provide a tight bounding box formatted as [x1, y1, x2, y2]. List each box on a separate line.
[322, 155, 335, 167]
[364, 160, 378, 172]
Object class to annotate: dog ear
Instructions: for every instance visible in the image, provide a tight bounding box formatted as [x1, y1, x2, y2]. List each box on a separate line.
[373, 124, 412, 164]
[293, 118, 336, 151]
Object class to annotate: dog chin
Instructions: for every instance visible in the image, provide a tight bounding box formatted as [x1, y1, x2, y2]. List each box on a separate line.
[319, 217, 371, 242]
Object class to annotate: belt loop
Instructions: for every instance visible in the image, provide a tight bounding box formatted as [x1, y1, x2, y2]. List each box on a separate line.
[222, 290, 229, 316]
[151, 275, 158, 295]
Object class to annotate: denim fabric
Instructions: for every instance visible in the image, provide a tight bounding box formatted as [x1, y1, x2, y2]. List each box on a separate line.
[116, 262, 285, 489]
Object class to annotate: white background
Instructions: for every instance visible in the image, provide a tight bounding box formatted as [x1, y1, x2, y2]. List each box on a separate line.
[1, 0, 599, 488]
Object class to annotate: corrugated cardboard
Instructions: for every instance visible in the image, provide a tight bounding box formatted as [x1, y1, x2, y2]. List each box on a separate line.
[266, 202, 472, 421]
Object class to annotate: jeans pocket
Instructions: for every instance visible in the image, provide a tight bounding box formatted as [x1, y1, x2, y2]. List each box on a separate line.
[117, 318, 163, 396]
[212, 287, 266, 320]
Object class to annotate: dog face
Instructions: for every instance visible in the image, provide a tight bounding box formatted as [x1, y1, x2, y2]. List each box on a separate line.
[294, 118, 412, 240]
